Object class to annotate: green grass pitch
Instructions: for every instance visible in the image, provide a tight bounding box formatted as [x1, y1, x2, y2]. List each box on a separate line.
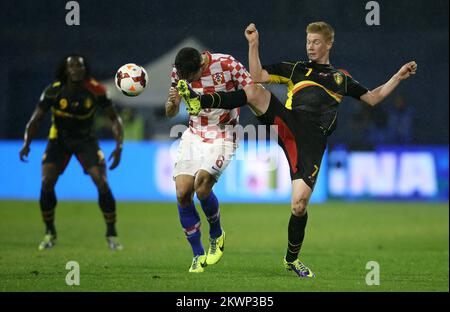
[0, 200, 448, 291]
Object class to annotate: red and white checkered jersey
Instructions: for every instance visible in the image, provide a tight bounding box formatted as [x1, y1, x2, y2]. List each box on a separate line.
[171, 51, 253, 143]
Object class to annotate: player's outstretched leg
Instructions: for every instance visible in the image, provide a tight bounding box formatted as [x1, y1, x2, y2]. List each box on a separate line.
[198, 190, 225, 265]
[176, 80, 250, 115]
[178, 202, 207, 272]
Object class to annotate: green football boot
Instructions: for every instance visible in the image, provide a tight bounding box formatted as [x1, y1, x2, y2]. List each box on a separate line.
[177, 80, 201, 115]
[206, 231, 225, 265]
[38, 233, 57, 251]
[189, 254, 207, 273]
[107, 236, 123, 251]
[283, 257, 315, 278]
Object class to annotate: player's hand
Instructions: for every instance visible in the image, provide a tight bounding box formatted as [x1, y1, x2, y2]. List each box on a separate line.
[108, 145, 122, 170]
[167, 87, 181, 107]
[245, 23, 259, 45]
[19, 144, 30, 162]
[396, 61, 417, 80]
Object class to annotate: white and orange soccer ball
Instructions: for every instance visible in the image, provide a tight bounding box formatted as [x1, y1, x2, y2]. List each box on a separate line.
[115, 63, 148, 96]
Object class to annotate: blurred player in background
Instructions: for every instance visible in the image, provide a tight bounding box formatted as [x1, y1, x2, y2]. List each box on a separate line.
[177, 22, 417, 277]
[166, 47, 252, 272]
[19, 54, 124, 251]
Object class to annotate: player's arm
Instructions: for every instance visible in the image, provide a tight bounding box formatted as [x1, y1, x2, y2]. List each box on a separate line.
[92, 78, 123, 170]
[166, 66, 182, 118]
[245, 23, 270, 83]
[104, 105, 124, 170]
[360, 61, 417, 106]
[19, 106, 46, 162]
[166, 87, 181, 118]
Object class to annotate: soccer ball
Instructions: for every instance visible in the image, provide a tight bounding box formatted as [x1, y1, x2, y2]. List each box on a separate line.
[115, 63, 148, 96]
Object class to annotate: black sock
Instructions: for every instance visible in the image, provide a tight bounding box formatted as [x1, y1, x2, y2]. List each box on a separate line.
[200, 89, 247, 109]
[39, 190, 57, 236]
[286, 212, 308, 262]
[99, 188, 117, 237]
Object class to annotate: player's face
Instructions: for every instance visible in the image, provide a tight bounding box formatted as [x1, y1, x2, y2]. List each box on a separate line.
[186, 67, 203, 83]
[185, 54, 206, 83]
[306, 33, 331, 63]
[66, 56, 86, 82]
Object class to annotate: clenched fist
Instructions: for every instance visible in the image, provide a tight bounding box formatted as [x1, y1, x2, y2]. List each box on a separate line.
[245, 23, 259, 45]
[396, 61, 418, 80]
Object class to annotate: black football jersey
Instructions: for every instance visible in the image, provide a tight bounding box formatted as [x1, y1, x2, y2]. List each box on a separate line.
[38, 78, 111, 139]
[263, 60, 368, 134]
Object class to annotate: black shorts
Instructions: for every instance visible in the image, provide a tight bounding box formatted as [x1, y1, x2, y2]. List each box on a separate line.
[42, 136, 106, 174]
[257, 94, 327, 189]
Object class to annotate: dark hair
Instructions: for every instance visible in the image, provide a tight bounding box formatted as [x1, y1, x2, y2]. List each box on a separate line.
[174, 47, 202, 79]
[55, 53, 90, 83]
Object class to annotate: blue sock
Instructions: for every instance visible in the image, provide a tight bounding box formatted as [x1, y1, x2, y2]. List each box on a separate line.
[199, 191, 222, 239]
[177, 202, 204, 256]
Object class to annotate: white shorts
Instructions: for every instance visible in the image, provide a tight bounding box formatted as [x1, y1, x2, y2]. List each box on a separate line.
[173, 129, 237, 181]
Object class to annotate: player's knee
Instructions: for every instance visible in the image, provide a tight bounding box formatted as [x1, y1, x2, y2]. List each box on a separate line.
[195, 185, 212, 201]
[41, 175, 57, 192]
[92, 176, 109, 193]
[291, 198, 308, 216]
[97, 180, 109, 193]
[176, 188, 194, 207]
[194, 174, 214, 200]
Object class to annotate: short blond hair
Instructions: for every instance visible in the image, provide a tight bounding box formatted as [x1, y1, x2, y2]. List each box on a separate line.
[306, 22, 335, 43]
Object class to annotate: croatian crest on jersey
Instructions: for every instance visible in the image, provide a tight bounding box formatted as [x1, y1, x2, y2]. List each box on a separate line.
[333, 72, 344, 86]
[213, 73, 224, 85]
